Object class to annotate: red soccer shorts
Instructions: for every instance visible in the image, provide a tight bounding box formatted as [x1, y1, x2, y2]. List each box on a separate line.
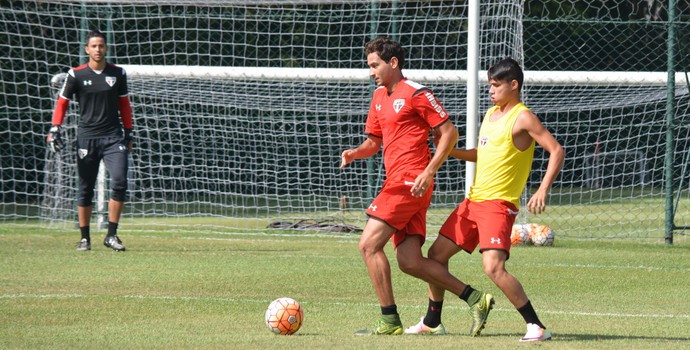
[365, 174, 433, 248]
[439, 198, 518, 257]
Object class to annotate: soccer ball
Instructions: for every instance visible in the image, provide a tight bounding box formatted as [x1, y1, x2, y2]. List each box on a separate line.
[528, 224, 555, 246]
[510, 224, 532, 245]
[265, 297, 304, 335]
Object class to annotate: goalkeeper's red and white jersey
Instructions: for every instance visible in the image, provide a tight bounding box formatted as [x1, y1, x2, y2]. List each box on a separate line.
[365, 78, 450, 179]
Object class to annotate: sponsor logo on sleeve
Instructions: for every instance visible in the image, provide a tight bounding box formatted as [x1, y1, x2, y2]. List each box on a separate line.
[424, 92, 447, 118]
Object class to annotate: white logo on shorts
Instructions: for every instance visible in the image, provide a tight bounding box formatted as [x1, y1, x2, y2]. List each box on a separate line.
[490, 237, 501, 244]
[368, 204, 378, 212]
[78, 149, 88, 159]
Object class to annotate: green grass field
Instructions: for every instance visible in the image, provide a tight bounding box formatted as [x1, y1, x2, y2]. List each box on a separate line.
[1, 222, 689, 349]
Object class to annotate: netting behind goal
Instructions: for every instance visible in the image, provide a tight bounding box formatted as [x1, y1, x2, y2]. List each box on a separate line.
[2, 0, 689, 239]
[94, 68, 689, 239]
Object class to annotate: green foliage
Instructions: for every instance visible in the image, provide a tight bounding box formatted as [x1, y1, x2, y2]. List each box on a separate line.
[1, 224, 689, 349]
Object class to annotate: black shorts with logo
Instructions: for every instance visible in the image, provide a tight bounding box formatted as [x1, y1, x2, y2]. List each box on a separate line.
[76, 137, 129, 206]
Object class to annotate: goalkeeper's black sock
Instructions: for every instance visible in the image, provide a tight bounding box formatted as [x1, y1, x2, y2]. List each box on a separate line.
[423, 298, 443, 327]
[517, 300, 546, 329]
[107, 222, 118, 237]
[80, 226, 90, 243]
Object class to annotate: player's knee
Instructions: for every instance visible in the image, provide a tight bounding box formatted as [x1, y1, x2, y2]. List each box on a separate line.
[396, 251, 425, 276]
[427, 245, 449, 265]
[110, 177, 127, 202]
[110, 188, 127, 202]
[396, 258, 419, 276]
[358, 240, 376, 258]
[482, 260, 505, 280]
[358, 232, 385, 257]
[483, 265, 498, 279]
[78, 189, 94, 207]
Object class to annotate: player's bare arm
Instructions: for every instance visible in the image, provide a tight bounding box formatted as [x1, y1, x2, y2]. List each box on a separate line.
[448, 148, 477, 162]
[411, 121, 458, 197]
[515, 110, 564, 214]
[431, 127, 476, 162]
[340, 135, 382, 168]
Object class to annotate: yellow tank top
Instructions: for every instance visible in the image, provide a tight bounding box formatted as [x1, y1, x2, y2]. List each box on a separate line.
[469, 102, 535, 207]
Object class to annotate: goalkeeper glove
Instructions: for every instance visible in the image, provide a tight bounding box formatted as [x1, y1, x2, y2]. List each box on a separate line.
[47, 125, 64, 153]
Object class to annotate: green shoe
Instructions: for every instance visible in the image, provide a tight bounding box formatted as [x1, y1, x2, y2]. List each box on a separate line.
[469, 292, 494, 336]
[354, 314, 404, 335]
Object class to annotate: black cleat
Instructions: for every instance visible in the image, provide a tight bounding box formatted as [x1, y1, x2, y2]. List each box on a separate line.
[104, 235, 126, 251]
[76, 238, 91, 251]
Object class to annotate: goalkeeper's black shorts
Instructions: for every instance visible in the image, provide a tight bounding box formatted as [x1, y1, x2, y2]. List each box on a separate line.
[76, 136, 129, 206]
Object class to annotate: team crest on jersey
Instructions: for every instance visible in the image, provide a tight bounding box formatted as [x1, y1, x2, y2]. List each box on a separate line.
[479, 136, 488, 147]
[78, 149, 88, 159]
[393, 99, 405, 113]
[105, 76, 117, 87]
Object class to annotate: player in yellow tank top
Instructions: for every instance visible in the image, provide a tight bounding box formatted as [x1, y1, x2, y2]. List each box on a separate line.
[470, 102, 535, 207]
[404, 58, 564, 342]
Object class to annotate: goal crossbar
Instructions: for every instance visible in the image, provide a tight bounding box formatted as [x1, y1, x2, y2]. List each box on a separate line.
[121, 65, 686, 86]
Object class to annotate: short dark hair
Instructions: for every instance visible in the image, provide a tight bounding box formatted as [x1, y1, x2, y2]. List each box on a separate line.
[85, 30, 106, 45]
[487, 57, 524, 91]
[364, 36, 405, 70]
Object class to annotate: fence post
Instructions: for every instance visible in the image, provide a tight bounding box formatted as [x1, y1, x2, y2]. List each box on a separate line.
[664, 0, 677, 245]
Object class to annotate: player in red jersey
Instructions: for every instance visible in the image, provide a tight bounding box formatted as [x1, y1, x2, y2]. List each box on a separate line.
[341, 37, 481, 335]
[47, 30, 134, 252]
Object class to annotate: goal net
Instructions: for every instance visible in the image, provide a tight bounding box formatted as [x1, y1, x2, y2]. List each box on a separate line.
[2, 0, 689, 238]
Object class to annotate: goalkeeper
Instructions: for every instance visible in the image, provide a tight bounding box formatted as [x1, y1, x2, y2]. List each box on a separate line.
[47, 30, 133, 252]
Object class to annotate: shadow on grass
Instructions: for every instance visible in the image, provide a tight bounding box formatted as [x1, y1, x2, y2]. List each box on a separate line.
[485, 332, 690, 342]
